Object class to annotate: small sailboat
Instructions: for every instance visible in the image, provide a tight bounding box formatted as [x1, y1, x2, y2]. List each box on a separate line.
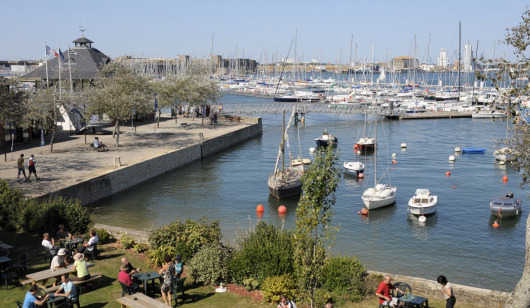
[268, 109, 303, 200]
[408, 189, 438, 215]
[361, 99, 396, 210]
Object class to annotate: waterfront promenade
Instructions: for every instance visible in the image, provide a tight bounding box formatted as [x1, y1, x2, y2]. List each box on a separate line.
[0, 114, 259, 203]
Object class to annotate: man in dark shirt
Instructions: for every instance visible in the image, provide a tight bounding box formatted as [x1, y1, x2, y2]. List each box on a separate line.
[121, 257, 140, 275]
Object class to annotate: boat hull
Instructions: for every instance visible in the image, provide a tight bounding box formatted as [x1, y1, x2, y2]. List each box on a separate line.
[268, 171, 303, 200]
[490, 198, 522, 218]
[362, 185, 397, 209]
[343, 161, 365, 176]
[315, 136, 338, 148]
[408, 200, 438, 215]
[462, 147, 486, 154]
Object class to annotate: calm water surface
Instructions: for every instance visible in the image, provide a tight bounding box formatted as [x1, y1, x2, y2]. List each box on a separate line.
[94, 95, 527, 292]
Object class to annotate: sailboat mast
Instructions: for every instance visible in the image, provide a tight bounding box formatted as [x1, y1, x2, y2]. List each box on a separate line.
[282, 110, 285, 173]
[458, 21, 462, 98]
[349, 34, 353, 89]
[373, 95, 377, 186]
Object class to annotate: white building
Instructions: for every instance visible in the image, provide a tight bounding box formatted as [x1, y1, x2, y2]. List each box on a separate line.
[437, 48, 448, 67]
[463, 44, 473, 72]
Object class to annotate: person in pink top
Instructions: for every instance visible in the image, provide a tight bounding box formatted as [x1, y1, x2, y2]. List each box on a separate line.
[118, 264, 142, 292]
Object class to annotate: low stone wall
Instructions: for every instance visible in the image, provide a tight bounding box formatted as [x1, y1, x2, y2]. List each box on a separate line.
[93, 223, 150, 244]
[36, 119, 262, 206]
[369, 270, 510, 307]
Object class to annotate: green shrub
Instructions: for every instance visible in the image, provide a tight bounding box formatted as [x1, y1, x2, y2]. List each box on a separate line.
[17, 197, 91, 235]
[313, 288, 333, 308]
[321, 255, 367, 302]
[261, 274, 297, 303]
[120, 233, 135, 249]
[84, 228, 112, 244]
[188, 242, 231, 286]
[147, 245, 178, 267]
[0, 180, 24, 231]
[364, 273, 384, 296]
[148, 217, 221, 261]
[228, 221, 294, 286]
[243, 278, 259, 291]
[133, 243, 148, 254]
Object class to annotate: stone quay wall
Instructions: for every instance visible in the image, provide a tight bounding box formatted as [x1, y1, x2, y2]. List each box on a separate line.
[35, 116, 262, 206]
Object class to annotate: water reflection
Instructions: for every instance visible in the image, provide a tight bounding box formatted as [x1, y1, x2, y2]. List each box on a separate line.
[488, 214, 522, 229]
[407, 213, 438, 241]
[359, 205, 397, 224]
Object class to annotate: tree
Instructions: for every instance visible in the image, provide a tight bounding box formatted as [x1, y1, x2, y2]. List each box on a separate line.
[0, 77, 26, 159]
[483, 8, 530, 308]
[293, 146, 341, 308]
[154, 75, 192, 125]
[22, 87, 63, 152]
[86, 62, 153, 146]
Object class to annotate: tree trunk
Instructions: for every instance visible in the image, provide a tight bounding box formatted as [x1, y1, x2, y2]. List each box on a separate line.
[49, 126, 56, 153]
[504, 213, 530, 308]
[114, 122, 120, 147]
[157, 109, 161, 128]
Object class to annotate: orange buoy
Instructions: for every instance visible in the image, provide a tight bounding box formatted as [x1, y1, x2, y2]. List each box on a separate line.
[361, 208, 369, 215]
[452, 185, 457, 188]
[446, 171, 451, 177]
[256, 204, 264, 212]
[278, 205, 287, 214]
[492, 220, 499, 228]
[502, 175, 508, 182]
[392, 159, 397, 165]
[354, 144, 360, 150]
[358, 173, 365, 179]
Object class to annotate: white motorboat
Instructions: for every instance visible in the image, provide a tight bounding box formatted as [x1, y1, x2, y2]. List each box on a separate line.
[362, 184, 397, 209]
[472, 108, 507, 119]
[490, 192, 522, 218]
[343, 161, 365, 177]
[408, 189, 438, 215]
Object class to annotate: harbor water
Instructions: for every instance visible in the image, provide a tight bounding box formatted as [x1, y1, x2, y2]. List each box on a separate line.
[93, 94, 526, 292]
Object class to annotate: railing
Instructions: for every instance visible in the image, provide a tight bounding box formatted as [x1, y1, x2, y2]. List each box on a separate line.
[222, 102, 395, 116]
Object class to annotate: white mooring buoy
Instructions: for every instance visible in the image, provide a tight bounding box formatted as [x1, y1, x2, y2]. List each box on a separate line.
[455, 147, 462, 152]
[309, 147, 316, 154]
[418, 215, 427, 223]
[401, 143, 407, 148]
[449, 155, 456, 162]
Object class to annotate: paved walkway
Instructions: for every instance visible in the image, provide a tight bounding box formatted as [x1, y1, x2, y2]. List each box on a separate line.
[0, 114, 250, 199]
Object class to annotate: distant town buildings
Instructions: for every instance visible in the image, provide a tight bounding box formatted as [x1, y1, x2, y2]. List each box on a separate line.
[390, 56, 419, 71]
[463, 44, 473, 72]
[437, 48, 448, 68]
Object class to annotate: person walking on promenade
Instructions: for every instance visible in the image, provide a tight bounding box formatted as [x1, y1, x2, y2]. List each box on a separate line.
[437, 275, 456, 308]
[28, 154, 39, 182]
[17, 153, 27, 182]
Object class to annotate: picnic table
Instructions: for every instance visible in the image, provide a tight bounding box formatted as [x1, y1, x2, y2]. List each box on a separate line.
[25, 263, 94, 286]
[116, 293, 168, 308]
[0, 242, 13, 250]
[398, 294, 429, 308]
[132, 271, 161, 295]
[60, 237, 84, 256]
[0, 255, 11, 270]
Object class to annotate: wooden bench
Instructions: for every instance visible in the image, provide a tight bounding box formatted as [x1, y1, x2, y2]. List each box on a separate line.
[117, 293, 168, 308]
[44, 274, 102, 293]
[180, 122, 188, 129]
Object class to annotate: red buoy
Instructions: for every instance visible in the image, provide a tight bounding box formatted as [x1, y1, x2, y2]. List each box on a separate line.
[361, 208, 369, 215]
[392, 159, 397, 165]
[278, 205, 287, 214]
[256, 204, 264, 212]
[452, 185, 457, 188]
[358, 173, 365, 179]
[354, 144, 360, 150]
[492, 220, 499, 228]
[502, 175, 508, 182]
[446, 171, 451, 177]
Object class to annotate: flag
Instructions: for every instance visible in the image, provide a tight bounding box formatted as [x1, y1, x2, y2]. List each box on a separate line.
[50, 48, 59, 58]
[59, 49, 65, 61]
[45, 45, 51, 57]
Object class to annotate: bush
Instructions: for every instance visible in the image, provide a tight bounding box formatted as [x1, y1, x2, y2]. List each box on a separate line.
[120, 233, 135, 249]
[147, 245, 178, 267]
[0, 180, 24, 230]
[84, 228, 112, 244]
[133, 243, 148, 254]
[228, 221, 294, 285]
[148, 217, 221, 261]
[364, 273, 384, 296]
[17, 197, 91, 235]
[321, 255, 367, 302]
[243, 278, 259, 291]
[188, 242, 231, 286]
[261, 274, 297, 303]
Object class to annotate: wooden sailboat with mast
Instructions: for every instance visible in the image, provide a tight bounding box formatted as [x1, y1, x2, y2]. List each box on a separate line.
[268, 108, 303, 199]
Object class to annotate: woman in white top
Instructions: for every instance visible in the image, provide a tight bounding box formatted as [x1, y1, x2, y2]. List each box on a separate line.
[437, 275, 456, 308]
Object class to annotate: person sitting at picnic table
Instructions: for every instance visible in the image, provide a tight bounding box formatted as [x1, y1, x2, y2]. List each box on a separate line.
[54, 274, 77, 304]
[79, 229, 98, 254]
[174, 255, 183, 279]
[376, 274, 404, 307]
[56, 224, 71, 242]
[42, 232, 59, 255]
[121, 257, 141, 275]
[119, 264, 143, 292]
[23, 284, 49, 308]
[71, 253, 90, 281]
[93, 137, 107, 152]
[158, 255, 175, 307]
[50, 248, 69, 286]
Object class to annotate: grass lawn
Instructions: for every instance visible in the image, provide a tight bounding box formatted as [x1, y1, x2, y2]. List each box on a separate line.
[0, 231, 482, 308]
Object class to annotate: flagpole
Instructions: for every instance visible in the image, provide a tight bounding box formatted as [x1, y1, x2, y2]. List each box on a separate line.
[44, 42, 49, 87]
[57, 43, 62, 100]
[67, 44, 73, 92]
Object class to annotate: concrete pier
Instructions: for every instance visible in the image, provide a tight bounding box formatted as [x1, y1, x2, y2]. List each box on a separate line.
[0, 114, 262, 206]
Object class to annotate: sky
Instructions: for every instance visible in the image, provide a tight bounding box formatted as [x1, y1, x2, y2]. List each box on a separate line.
[1, 0, 528, 64]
